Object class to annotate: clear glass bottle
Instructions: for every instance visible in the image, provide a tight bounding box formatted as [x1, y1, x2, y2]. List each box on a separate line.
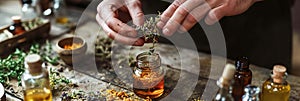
[8, 16, 26, 35]
[21, 0, 40, 21]
[242, 85, 260, 101]
[261, 65, 290, 101]
[213, 64, 236, 101]
[232, 57, 252, 101]
[133, 52, 165, 99]
[21, 54, 52, 101]
[53, 0, 69, 24]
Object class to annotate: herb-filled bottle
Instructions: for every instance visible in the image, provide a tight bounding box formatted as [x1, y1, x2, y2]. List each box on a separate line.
[213, 64, 236, 101]
[21, 54, 52, 101]
[242, 85, 260, 101]
[8, 16, 26, 35]
[133, 52, 164, 99]
[232, 57, 252, 101]
[261, 65, 290, 101]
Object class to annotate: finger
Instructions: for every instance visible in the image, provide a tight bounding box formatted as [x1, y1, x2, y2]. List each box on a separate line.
[204, 5, 226, 25]
[96, 15, 144, 46]
[157, 0, 186, 29]
[178, 2, 210, 33]
[106, 17, 137, 37]
[163, 0, 204, 36]
[125, 0, 144, 26]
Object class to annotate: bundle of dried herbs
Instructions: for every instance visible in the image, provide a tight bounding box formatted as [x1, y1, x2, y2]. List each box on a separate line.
[95, 36, 113, 61]
[134, 15, 161, 54]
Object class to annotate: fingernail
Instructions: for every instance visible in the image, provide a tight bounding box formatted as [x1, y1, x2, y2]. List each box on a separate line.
[163, 28, 171, 36]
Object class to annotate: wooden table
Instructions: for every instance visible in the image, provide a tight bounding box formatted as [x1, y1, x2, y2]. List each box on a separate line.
[1, 0, 300, 100]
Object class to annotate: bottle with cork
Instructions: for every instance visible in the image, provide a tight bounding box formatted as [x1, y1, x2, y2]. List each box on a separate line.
[213, 64, 236, 101]
[261, 65, 290, 101]
[21, 54, 52, 101]
[8, 16, 26, 35]
[232, 57, 252, 101]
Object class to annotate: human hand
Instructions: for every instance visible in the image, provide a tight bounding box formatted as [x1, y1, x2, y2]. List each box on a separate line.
[157, 0, 262, 36]
[96, 0, 145, 46]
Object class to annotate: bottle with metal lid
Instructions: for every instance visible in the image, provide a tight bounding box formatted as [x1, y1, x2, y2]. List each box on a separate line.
[213, 64, 236, 101]
[232, 56, 252, 101]
[242, 85, 260, 101]
[8, 16, 26, 35]
[21, 54, 52, 101]
[261, 65, 290, 101]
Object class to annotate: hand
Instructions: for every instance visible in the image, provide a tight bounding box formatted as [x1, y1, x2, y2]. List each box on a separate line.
[157, 0, 262, 36]
[96, 0, 145, 46]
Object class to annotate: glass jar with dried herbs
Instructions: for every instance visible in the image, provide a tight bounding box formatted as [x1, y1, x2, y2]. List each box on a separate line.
[133, 52, 165, 99]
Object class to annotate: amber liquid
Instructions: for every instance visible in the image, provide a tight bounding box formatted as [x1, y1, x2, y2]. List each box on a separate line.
[261, 79, 290, 101]
[133, 67, 164, 99]
[24, 88, 52, 101]
[56, 16, 69, 24]
[232, 70, 252, 101]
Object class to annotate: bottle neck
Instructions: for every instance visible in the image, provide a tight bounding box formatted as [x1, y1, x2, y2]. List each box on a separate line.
[270, 71, 287, 84]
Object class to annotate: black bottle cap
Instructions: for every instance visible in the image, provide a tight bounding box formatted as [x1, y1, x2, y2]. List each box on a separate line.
[21, 0, 32, 4]
[235, 56, 249, 70]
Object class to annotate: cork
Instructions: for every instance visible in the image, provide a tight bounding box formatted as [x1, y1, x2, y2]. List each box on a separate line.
[218, 64, 236, 86]
[272, 65, 286, 83]
[25, 54, 43, 74]
[11, 16, 21, 23]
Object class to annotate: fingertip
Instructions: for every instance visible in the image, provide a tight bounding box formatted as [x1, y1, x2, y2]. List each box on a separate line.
[205, 13, 216, 25]
[178, 26, 187, 34]
[163, 28, 173, 36]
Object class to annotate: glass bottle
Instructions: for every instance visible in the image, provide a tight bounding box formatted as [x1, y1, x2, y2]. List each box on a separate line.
[242, 85, 260, 101]
[21, 54, 52, 101]
[232, 57, 252, 101]
[21, 0, 40, 21]
[133, 52, 165, 99]
[8, 16, 26, 35]
[53, 0, 69, 24]
[213, 64, 236, 101]
[261, 65, 290, 101]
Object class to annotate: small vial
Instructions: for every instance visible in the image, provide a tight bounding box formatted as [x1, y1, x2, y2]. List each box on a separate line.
[21, 54, 52, 101]
[242, 85, 260, 101]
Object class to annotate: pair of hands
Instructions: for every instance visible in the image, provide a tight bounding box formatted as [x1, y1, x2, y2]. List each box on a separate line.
[96, 0, 260, 46]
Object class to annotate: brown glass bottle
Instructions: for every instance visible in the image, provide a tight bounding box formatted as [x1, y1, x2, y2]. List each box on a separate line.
[232, 57, 252, 101]
[8, 16, 26, 35]
[133, 52, 164, 99]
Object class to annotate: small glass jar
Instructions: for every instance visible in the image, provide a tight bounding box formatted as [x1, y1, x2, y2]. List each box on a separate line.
[133, 52, 165, 99]
[242, 85, 260, 101]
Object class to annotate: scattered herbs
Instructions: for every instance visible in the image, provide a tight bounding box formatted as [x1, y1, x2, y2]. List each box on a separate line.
[95, 36, 113, 61]
[0, 41, 59, 86]
[0, 49, 26, 86]
[49, 67, 76, 91]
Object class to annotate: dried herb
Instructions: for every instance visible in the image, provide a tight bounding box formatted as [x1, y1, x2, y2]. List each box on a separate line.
[49, 67, 75, 91]
[95, 36, 113, 61]
[134, 14, 161, 54]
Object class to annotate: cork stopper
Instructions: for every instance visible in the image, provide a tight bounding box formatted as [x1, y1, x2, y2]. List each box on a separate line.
[272, 65, 287, 83]
[25, 54, 43, 74]
[218, 64, 236, 86]
[11, 16, 22, 23]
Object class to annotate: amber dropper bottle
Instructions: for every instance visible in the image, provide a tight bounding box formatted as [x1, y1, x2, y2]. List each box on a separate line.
[232, 57, 252, 101]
